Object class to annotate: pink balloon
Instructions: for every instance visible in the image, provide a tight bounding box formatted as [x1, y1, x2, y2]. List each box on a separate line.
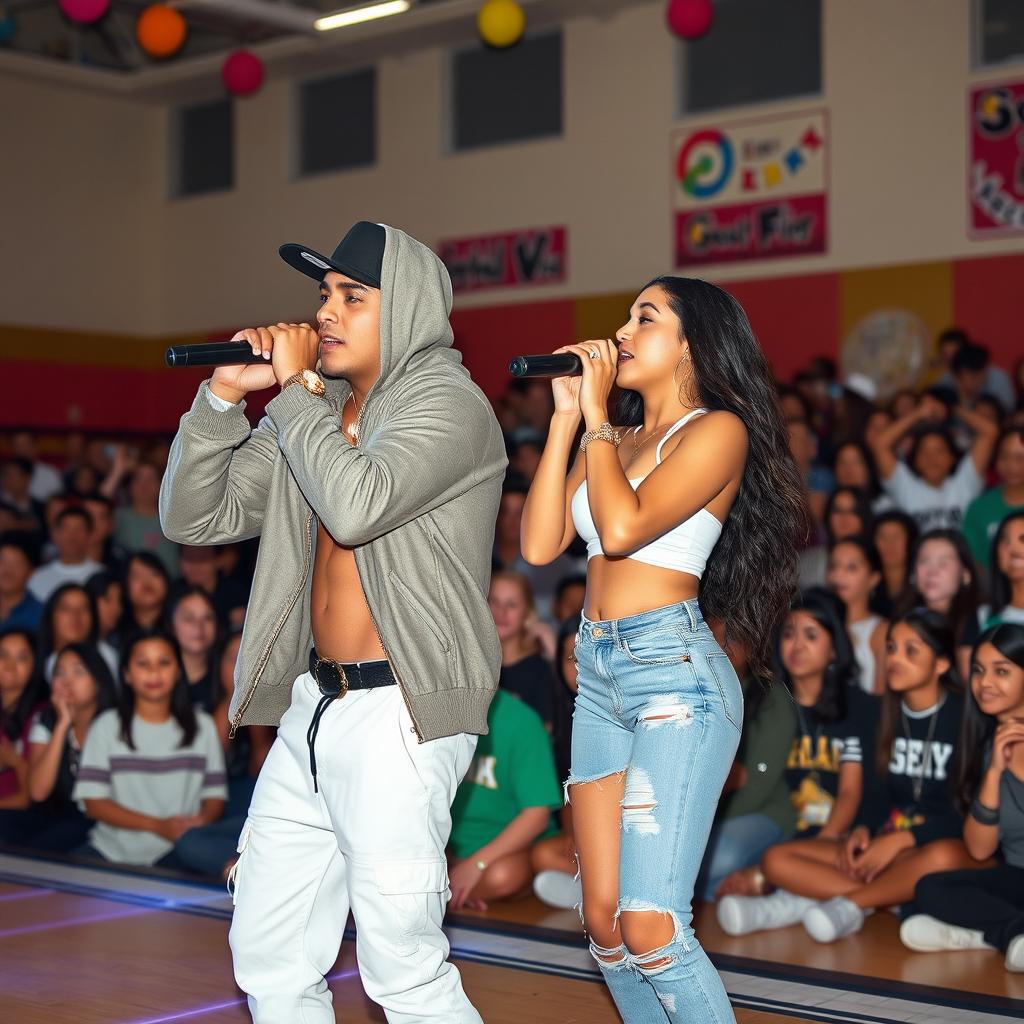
[58, 0, 110, 24]
[222, 50, 264, 97]
[666, 0, 714, 40]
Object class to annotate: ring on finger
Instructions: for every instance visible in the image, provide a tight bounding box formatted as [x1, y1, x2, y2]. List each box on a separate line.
[587, 348, 600, 359]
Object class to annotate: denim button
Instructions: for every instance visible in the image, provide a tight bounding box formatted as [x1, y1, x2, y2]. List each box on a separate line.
[592, 627, 603, 638]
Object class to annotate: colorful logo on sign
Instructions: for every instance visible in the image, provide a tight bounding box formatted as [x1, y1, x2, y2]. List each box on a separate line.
[672, 110, 828, 267]
[969, 80, 1024, 235]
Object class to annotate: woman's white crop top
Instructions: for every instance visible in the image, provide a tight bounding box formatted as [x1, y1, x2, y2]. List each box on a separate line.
[570, 408, 723, 577]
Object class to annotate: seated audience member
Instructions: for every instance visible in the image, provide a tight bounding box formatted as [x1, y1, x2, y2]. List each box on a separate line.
[908, 530, 981, 681]
[963, 427, 1024, 572]
[552, 573, 587, 627]
[120, 552, 171, 639]
[11, 644, 117, 851]
[948, 342, 1016, 416]
[493, 480, 579, 625]
[179, 545, 248, 630]
[82, 495, 129, 574]
[696, 673, 798, 903]
[902, 624, 1024, 972]
[716, 588, 876, 935]
[872, 511, 919, 617]
[979, 511, 1024, 628]
[107, 453, 180, 578]
[824, 487, 875, 546]
[169, 586, 221, 711]
[73, 630, 227, 869]
[721, 610, 976, 943]
[832, 443, 890, 513]
[0, 533, 43, 632]
[84, 571, 124, 651]
[826, 537, 888, 695]
[9, 431, 62, 503]
[490, 571, 557, 727]
[787, 417, 833, 532]
[532, 615, 583, 909]
[64, 462, 100, 499]
[869, 394, 998, 532]
[509, 437, 543, 484]
[176, 630, 274, 879]
[28, 507, 104, 604]
[0, 628, 47, 814]
[39, 583, 118, 682]
[447, 688, 562, 911]
[0, 457, 45, 535]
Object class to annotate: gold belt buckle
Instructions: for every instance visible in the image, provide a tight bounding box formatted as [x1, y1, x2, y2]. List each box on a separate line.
[314, 656, 350, 698]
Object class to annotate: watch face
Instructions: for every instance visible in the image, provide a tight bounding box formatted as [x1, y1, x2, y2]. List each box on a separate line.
[302, 370, 325, 394]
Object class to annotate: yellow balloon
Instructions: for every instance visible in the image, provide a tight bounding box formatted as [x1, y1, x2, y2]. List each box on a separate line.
[478, 0, 525, 49]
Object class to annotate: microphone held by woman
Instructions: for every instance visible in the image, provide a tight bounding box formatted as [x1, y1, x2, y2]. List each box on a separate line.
[509, 353, 583, 378]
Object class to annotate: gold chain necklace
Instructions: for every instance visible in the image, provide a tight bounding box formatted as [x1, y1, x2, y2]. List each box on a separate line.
[631, 422, 674, 459]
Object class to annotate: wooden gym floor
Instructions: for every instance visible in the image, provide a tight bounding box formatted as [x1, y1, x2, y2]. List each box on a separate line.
[1, 851, 1022, 1023]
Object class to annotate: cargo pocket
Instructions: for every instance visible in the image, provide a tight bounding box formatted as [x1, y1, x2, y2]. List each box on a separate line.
[225, 818, 253, 906]
[373, 859, 449, 956]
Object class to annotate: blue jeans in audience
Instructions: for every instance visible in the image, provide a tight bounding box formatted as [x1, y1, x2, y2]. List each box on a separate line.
[175, 775, 256, 878]
[695, 813, 785, 903]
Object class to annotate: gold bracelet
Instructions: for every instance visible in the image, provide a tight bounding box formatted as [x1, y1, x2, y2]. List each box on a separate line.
[579, 421, 621, 452]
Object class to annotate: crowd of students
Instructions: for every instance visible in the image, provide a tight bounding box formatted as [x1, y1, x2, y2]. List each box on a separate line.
[1, 328, 1023, 973]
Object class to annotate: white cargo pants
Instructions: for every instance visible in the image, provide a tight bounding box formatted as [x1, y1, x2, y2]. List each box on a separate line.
[228, 671, 482, 1023]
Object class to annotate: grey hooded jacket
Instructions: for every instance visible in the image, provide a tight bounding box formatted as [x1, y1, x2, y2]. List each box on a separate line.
[159, 226, 508, 741]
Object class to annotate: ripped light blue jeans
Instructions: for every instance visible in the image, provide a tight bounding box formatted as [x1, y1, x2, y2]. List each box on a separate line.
[569, 598, 742, 1023]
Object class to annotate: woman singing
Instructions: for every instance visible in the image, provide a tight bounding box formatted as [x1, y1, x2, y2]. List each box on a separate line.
[521, 277, 805, 1022]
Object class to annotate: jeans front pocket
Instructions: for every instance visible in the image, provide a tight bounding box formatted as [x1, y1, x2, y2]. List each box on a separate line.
[621, 626, 691, 666]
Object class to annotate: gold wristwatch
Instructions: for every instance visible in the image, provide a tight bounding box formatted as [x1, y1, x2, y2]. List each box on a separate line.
[282, 369, 326, 398]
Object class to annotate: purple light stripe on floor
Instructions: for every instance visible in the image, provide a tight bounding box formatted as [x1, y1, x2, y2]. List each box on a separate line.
[124, 968, 362, 1024]
[0, 887, 55, 902]
[0, 904, 155, 939]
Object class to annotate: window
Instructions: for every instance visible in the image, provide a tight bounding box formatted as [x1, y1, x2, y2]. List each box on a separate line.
[450, 31, 562, 151]
[174, 99, 233, 198]
[679, 0, 821, 115]
[974, 0, 1024, 67]
[297, 68, 376, 176]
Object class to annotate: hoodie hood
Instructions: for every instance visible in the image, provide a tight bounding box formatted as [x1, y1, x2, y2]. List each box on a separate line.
[324, 224, 465, 410]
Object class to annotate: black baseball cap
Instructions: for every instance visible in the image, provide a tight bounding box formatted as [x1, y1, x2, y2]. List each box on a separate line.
[279, 221, 385, 289]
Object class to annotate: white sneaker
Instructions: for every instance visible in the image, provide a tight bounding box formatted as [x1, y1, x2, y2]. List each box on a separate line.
[803, 897, 867, 943]
[716, 889, 818, 936]
[532, 870, 582, 910]
[900, 915, 994, 952]
[1006, 934, 1024, 972]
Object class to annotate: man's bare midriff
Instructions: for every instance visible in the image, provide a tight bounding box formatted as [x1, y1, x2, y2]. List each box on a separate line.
[309, 428, 387, 664]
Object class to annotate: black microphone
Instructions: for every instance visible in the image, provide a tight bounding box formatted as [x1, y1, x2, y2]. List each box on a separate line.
[509, 353, 583, 378]
[165, 341, 265, 368]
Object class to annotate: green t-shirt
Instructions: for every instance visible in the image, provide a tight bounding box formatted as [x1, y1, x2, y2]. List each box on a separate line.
[449, 690, 561, 859]
[963, 487, 1024, 568]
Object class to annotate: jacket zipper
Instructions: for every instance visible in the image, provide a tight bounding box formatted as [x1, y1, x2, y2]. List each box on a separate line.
[229, 507, 315, 738]
[353, 388, 424, 742]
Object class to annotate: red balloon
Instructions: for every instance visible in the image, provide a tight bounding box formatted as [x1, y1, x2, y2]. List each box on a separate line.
[58, 0, 110, 24]
[222, 50, 264, 97]
[666, 0, 714, 40]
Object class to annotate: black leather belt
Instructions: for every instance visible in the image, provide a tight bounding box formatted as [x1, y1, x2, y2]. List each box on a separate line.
[308, 647, 396, 696]
[306, 648, 397, 794]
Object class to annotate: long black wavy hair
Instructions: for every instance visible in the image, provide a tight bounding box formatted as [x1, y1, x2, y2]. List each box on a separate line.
[616, 277, 808, 681]
[40, 641, 118, 732]
[953, 623, 1024, 813]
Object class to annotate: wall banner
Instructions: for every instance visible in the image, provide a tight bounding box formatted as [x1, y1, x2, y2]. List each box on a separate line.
[438, 226, 567, 293]
[969, 80, 1024, 236]
[672, 109, 828, 267]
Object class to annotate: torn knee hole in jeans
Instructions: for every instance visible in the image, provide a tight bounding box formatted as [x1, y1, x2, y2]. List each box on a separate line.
[621, 766, 659, 835]
[562, 768, 626, 806]
[619, 902, 690, 966]
[589, 941, 628, 969]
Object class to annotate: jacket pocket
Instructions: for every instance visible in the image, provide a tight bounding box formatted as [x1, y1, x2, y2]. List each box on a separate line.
[225, 818, 253, 906]
[388, 570, 452, 653]
[373, 859, 450, 956]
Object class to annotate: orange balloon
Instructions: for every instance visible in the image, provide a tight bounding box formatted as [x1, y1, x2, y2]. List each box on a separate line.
[136, 4, 187, 59]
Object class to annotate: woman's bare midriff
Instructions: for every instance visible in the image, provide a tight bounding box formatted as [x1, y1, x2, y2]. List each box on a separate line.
[583, 556, 701, 621]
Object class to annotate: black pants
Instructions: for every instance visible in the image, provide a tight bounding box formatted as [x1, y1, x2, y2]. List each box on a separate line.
[914, 863, 1024, 952]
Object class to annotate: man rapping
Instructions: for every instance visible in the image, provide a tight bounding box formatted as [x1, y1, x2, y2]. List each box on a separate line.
[160, 222, 507, 1023]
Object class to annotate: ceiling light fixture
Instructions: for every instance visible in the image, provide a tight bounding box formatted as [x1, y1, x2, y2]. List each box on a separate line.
[315, 0, 412, 33]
